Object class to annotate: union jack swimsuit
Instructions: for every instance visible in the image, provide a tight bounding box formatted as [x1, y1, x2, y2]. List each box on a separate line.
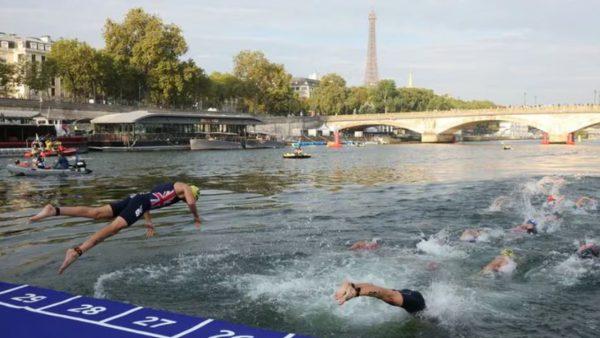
[149, 183, 182, 209]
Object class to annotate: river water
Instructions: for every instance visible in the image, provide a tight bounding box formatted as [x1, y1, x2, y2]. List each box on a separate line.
[1, 141, 600, 338]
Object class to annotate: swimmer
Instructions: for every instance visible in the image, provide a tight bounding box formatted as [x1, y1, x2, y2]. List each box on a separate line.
[350, 239, 380, 251]
[577, 241, 600, 259]
[481, 249, 517, 274]
[459, 229, 487, 242]
[30, 182, 201, 274]
[575, 196, 597, 209]
[511, 219, 538, 234]
[334, 280, 426, 314]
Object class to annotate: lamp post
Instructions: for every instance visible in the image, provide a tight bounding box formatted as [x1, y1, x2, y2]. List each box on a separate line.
[594, 89, 597, 105]
[523, 92, 527, 107]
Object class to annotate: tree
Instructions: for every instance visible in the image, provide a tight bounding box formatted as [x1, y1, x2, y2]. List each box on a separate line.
[310, 73, 348, 115]
[233, 50, 294, 115]
[346, 86, 369, 114]
[371, 80, 400, 113]
[149, 59, 209, 107]
[19, 59, 56, 99]
[49, 39, 117, 101]
[103, 8, 188, 103]
[207, 72, 246, 111]
[0, 62, 16, 96]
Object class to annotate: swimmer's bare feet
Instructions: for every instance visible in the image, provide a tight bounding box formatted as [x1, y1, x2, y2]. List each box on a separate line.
[58, 248, 79, 274]
[334, 281, 358, 305]
[30, 204, 56, 222]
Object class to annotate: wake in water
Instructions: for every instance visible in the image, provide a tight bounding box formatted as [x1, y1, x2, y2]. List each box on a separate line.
[416, 229, 467, 259]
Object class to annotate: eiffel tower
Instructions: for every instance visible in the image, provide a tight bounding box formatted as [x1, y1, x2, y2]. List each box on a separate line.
[364, 9, 379, 86]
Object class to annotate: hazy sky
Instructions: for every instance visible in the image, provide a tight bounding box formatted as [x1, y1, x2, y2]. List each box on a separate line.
[2, 0, 599, 105]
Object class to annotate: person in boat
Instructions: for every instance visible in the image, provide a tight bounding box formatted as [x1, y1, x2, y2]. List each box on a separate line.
[30, 182, 201, 274]
[350, 238, 380, 251]
[577, 241, 600, 259]
[45, 138, 53, 151]
[511, 219, 538, 234]
[459, 228, 487, 242]
[481, 249, 517, 274]
[334, 280, 426, 314]
[293, 147, 304, 155]
[33, 154, 47, 169]
[53, 152, 70, 169]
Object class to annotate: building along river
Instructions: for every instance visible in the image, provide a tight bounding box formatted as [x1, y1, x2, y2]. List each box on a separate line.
[1, 140, 600, 337]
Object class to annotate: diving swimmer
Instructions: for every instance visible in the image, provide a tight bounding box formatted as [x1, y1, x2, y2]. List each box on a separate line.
[482, 249, 517, 274]
[30, 182, 201, 274]
[335, 280, 426, 314]
[577, 241, 600, 259]
[511, 219, 538, 234]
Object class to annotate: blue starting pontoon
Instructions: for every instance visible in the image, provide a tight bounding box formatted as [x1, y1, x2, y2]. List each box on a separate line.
[0, 281, 309, 338]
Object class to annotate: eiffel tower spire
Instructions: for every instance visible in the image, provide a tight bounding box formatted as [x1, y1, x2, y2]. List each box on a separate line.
[364, 8, 379, 86]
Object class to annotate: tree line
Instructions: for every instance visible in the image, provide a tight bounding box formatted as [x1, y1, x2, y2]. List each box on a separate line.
[0, 8, 496, 115]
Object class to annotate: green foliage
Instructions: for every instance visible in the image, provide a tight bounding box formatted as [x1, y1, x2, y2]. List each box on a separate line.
[370, 79, 400, 113]
[0, 62, 16, 95]
[19, 59, 56, 97]
[49, 39, 106, 100]
[342, 79, 496, 114]
[310, 73, 348, 115]
[233, 50, 296, 115]
[103, 8, 199, 106]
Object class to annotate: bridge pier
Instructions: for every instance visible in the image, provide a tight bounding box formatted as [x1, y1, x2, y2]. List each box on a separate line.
[547, 133, 572, 144]
[421, 133, 455, 143]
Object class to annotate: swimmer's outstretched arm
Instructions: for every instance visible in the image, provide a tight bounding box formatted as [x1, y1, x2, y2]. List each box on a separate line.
[143, 212, 155, 238]
[182, 185, 201, 228]
[575, 196, 594, 207]
[335, 281, 403, 307]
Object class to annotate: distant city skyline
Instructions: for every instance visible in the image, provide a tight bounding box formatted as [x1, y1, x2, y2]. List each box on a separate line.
[1, 0, 600, 105]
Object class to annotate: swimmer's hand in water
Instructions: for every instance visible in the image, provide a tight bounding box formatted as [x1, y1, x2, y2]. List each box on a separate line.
[145, 222, 156, 238]
[335, 281, 358, 305]
[194, 218, 201, 229]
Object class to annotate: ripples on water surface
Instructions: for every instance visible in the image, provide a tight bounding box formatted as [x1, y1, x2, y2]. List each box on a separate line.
[1, 141, 600, 337]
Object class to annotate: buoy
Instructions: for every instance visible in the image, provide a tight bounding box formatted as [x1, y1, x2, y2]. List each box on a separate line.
[327, 131, 342, 148]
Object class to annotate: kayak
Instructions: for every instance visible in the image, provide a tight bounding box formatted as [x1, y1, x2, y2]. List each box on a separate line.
[24, 147, 78, 158]
[283, 153, 311, 159]
[7, 164, 92, 176]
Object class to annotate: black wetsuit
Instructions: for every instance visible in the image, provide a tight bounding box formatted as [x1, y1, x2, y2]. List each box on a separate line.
[394, 289, 426, 314]
[110, 183, 182, 226]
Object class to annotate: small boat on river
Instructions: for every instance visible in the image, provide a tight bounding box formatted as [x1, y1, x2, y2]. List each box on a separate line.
[24, 147, 78, 157]
[7, 161, 92, 176]
[283, 152, 312, 159]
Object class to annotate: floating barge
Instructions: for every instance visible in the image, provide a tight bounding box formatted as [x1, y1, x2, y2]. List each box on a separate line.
[90, 110, 264, 152]
[0, 281, 308, 338]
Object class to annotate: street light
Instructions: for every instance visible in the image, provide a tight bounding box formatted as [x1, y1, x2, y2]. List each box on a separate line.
[523, 92, 527, 107]
[594, 89, 598, 105]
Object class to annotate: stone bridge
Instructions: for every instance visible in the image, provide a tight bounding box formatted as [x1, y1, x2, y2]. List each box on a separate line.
[321, 105, 600, 143]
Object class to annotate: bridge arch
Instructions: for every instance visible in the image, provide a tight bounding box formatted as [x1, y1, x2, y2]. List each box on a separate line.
[328, 121, 424, 135]
[435, 115, 548, 135]
[565, 118, 600, 134]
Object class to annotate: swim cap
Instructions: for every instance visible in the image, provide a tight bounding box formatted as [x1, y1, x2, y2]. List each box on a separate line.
[501, 248, 515, 258]
[547, 195, 556, 202]
[526, 219, 538, 227]
[190, 185, 200, 200]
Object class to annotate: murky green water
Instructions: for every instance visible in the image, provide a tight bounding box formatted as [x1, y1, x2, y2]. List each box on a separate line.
[1, 141, 600, 337]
